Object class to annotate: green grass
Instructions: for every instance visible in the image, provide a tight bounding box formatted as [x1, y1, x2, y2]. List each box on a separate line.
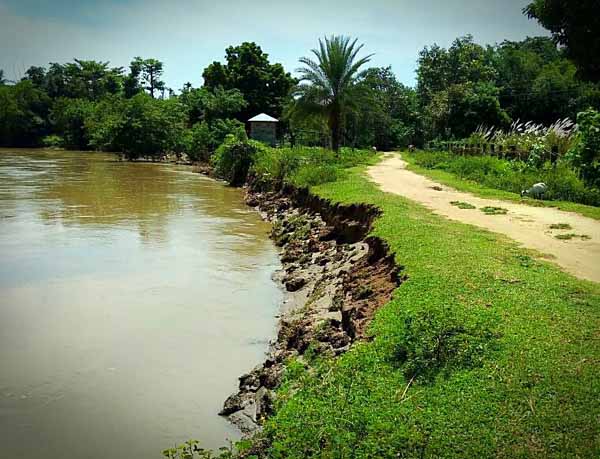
[480, 206, 509, 215]
[450, 201, 476, 209]
[259, 162, 600, 458]
[403, 151, 600, 220]
[549, 223, 573, 230]
[554, 233, 591, 241]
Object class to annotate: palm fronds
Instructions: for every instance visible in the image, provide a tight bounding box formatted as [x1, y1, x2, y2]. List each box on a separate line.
[293, 36, 373, 152]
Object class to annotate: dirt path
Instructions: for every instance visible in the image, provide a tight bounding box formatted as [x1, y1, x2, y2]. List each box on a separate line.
[367, 154, 600, 283]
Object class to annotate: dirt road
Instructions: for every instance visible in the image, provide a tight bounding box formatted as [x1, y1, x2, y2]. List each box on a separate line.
[367, 154, 600, 283]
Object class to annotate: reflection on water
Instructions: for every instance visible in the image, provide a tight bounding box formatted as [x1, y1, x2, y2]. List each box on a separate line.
[0, 149, 281, 459]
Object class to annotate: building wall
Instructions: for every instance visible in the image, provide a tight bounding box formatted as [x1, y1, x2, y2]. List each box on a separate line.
[250, 122, 277, 146]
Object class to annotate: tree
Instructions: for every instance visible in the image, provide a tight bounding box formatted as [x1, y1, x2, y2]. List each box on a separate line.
[417, 36, 496, 107]
[202, 42, 295, 120]
[495, 37, 599, 124]
[110, 94, 186, 158]
[50, 98, 96, 149]
[64, 60, 123, 100]
[352, 66, 420, 149]
[524, 0, 600, 82]
[130, 57, 166, 98]
[292, 35, 373, 152]
[0, 80, 50, 146]
[417, 36, 508, 139]
[44, 63, 68, 99]
[23, 61, 123, 100]
[23, 66, 46, 87]
[179, 85, 247, 125]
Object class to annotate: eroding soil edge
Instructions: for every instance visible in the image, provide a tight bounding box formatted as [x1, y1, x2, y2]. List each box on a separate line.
[219, 184, 404, 442]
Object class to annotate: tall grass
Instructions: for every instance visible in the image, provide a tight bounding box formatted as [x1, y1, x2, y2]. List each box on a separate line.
[410, 150, 600, 207]
[251, 146, 374, 188]
[469, 118, 577, 158]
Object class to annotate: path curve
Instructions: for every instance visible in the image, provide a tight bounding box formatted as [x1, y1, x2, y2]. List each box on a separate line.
[368, 154, 600, 283]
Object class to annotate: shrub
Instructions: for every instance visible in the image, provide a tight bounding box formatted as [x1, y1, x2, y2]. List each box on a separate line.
[251, 146, 301, 188]
[183, 122, 214, 162]
[567, 108, 600, 188]
[393, 304, 498, 382]
[251, 146, 373, 189]
[211, 136, 261, 186]
[210, 118, 247, 145]
[41, 134, 64, 148]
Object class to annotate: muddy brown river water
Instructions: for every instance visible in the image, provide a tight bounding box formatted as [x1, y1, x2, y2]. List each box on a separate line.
[0, 149, 281, 458]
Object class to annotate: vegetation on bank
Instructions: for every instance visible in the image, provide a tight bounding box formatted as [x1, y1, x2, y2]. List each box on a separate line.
[259, 160, 599, 458]
[210, 133, 375, 189]
[407, 148, 600, 205]
[190, 145, 600, 458]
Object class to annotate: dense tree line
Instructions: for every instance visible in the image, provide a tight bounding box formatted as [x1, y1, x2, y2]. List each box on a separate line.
[416, 35, 600, 142]
[0, 48, 289, 159]
[1, 1, 598, 154]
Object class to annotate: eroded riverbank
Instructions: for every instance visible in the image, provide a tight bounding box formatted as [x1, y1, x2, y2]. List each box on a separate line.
[218, 184, 404, 444]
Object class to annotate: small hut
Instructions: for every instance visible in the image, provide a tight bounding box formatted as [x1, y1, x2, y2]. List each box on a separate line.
[248, 113, 278, 146]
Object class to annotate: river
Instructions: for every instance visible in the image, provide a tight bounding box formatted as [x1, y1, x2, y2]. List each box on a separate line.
[0, 149, 281, 458]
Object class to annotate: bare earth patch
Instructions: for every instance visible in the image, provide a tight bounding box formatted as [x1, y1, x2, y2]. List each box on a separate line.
[368, 154, 600, 283]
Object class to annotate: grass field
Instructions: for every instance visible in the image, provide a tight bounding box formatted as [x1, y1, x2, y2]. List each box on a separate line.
[258, 160, 600, 458]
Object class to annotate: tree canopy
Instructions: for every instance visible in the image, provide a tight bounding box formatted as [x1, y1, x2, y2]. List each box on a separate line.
[524, 0, 600, 82]
[202, 42, 296, 121]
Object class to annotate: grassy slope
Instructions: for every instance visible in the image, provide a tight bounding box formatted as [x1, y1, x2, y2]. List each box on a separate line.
[402, 152, 600, 221]
[262, 163, 600, 458]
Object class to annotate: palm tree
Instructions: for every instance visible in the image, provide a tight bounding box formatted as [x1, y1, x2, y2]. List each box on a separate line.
[292, 36, 373, 153]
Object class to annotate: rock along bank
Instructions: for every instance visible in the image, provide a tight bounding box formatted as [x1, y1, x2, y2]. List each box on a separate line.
[219, 182, 405, 443]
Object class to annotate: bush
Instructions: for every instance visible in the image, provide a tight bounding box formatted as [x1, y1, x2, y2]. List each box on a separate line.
[251, 146, 374, 189]
[567, 108, 600, 188]
[183, 122, 214, 162]
[182, 119, 247, 162]
[251, 146, 302, 188]
[210, 118, 247, 145]
[211, 136, 262, 186]
[50, 97, 95, 149]
[393, 304, 498, 382]
[41, 134, 64, 148]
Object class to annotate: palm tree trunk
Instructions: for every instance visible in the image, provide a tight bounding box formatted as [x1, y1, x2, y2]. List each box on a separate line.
[330, 109, 341, 154]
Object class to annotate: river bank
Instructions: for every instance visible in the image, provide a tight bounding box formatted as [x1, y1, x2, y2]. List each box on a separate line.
[217, 183, 403, 440]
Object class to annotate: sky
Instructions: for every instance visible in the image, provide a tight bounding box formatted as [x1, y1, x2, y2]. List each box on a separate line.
[0, 0, 548, 90]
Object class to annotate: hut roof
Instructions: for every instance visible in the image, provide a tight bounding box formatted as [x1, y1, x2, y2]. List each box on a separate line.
[248, 113, 278, 122]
